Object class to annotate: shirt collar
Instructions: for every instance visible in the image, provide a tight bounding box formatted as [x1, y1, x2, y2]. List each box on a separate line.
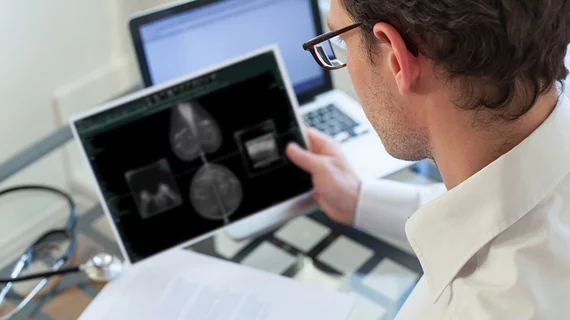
[406, 93, 570, 304]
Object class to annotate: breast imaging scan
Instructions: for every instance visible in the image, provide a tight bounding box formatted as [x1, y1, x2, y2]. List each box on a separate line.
[74, 52, 312, 263]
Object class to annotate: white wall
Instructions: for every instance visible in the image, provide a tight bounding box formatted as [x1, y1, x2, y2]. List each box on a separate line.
[0, 0, 116, 161]
[0, 0, 172, 267]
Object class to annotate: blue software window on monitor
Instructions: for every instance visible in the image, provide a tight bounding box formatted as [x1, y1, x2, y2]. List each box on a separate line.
[139, 0, 325, 96]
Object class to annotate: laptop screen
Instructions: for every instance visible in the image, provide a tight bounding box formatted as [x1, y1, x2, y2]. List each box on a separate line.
[73, 50, 312, 263]
[132, 0, 330, 101]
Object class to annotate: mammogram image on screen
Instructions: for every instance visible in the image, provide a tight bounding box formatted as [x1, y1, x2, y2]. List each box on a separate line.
[125, 159, 183, 219]
[170, 99, 244, 221]
[190, 164, 243, 222]
[246, 133, 280, 169]
[170, 101, 223, 162]
[235, 120, 287, 177]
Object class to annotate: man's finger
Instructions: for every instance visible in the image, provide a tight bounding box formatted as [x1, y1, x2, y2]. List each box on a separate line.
[313, 191, 321, 202]
[306, 128, 342, 155]
[286, 142, 322, 173]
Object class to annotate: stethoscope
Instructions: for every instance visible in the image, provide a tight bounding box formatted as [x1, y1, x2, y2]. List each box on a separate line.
[0, 186, 123, 320]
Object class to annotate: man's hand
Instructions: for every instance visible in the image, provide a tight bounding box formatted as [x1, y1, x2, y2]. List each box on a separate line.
[286, 128, 361, 225]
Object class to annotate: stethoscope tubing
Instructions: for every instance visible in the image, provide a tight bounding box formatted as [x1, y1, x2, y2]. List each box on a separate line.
[0, 259, 66, 320]
[0, 185, 78, 320]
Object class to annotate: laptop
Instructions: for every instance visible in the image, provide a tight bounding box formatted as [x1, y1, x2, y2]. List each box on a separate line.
[129, 0, 412, 179]
[70, 47, 317, 264]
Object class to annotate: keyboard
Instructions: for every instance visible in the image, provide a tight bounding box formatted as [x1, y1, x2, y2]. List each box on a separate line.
[303, 104, 369, 143]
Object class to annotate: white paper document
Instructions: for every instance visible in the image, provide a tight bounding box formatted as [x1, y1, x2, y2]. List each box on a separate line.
[80, 249, 354, 320]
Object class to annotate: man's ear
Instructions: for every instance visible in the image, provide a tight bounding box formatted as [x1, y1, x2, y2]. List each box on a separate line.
[373, 22, 419, 95]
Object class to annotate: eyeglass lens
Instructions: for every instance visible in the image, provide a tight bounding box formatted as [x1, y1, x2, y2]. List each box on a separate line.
[313, 35, 347, 68]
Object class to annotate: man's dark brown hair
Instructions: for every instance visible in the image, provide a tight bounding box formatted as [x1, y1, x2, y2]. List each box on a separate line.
[342, 0, 570, 119]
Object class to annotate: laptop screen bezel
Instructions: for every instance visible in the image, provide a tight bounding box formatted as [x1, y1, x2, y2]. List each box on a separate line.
[129, 0, 333, 105]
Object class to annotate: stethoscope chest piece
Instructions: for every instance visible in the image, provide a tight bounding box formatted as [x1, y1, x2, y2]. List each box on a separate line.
[81, 252, 124, 283]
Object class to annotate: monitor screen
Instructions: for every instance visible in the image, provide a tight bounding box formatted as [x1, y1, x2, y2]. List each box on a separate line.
[73, 51, 312, 263]
[135, 0, 328, 99]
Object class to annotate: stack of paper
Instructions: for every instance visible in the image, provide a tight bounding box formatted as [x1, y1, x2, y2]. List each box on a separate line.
[80, 249, 354, 320]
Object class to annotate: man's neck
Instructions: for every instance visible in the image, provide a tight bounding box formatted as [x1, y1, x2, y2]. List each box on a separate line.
[431, 88, 559, 190]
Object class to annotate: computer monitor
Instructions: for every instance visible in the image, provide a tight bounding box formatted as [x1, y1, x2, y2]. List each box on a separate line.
[130, 0, 332, 104]
[71, 47, 313, 264]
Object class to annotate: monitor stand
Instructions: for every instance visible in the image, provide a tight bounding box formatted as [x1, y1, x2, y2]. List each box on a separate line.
[226, 193, 319, 240]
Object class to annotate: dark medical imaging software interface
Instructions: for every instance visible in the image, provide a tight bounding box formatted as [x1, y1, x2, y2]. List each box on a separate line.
[74, 52, 312, 263]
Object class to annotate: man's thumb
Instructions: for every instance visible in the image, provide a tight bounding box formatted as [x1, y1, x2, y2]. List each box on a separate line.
[286, 143, 321, 173]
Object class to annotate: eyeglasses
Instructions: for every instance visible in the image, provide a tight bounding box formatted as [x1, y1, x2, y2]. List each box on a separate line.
[302, 22, 419, 70]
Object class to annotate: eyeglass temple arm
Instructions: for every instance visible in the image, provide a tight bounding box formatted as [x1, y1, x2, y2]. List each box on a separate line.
[303, 23, 361, 51]
[303, 22, 419, 57]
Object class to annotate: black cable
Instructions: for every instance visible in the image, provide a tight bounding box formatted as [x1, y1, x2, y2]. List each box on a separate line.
[0, 267, 80, 284]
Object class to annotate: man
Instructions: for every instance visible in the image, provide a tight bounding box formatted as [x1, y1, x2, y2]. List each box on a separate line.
[286, 0, 570, 318]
